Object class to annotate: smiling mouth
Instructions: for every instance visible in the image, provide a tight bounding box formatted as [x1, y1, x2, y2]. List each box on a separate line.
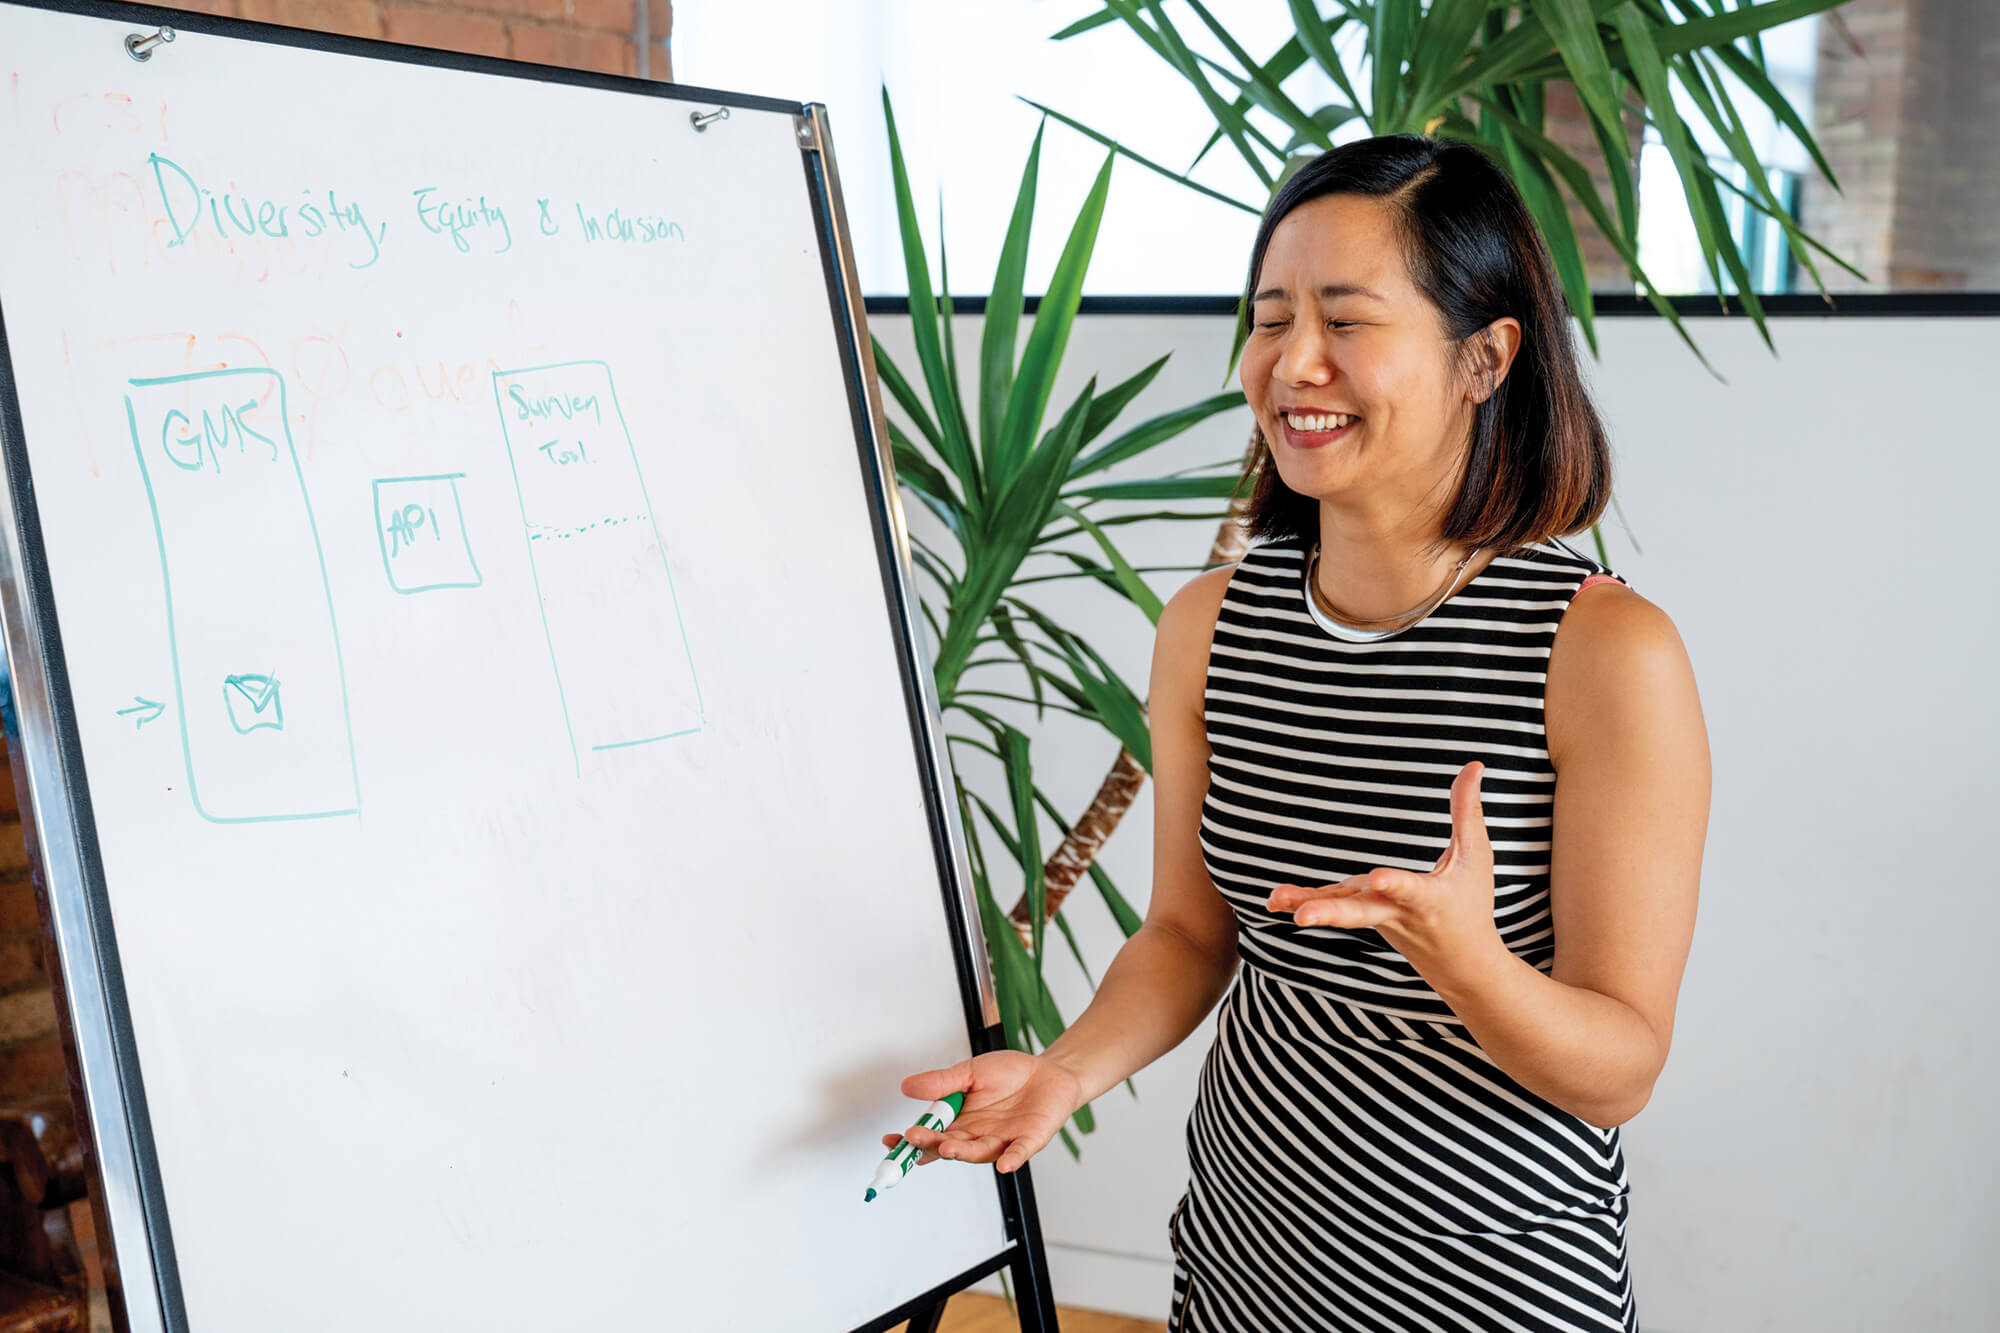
[1279, 411, 1360, 447]
[1283, 410, 1360, 432]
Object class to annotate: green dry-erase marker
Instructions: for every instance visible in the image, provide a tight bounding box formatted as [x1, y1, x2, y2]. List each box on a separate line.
[865, 1092, 965, 1202]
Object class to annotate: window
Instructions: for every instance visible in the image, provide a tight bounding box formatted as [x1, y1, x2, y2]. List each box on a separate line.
[676, 2, 1999, 299]
[673, 1, 1299, 297]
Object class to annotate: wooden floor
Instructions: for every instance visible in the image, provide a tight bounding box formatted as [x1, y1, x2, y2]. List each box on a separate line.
[890, 1292, 1165, 1333]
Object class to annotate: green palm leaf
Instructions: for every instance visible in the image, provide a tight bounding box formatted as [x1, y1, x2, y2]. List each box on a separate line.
[1080, 353, 1173, 446]
[990, 156, 1114, 489]
[982, 122, 1043, 455]
[1057, 502, 1165, 625]
[1402, 0, 1492, 122]
[1450, 99, 1722, 375]
[1183, 0, 1333, 151]
[1069, 475, 1244, 502]
[1017, 97, 1260, 214]
[881, 89, 981, 505]
[1072, 390, 1247, 481]
[1287, 0, 1364, 120]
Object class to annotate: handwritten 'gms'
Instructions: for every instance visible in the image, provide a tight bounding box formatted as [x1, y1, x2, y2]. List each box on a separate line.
[158, 395, 280, 472]
[147, 152, 387, 269]
[126, 368, 361, 823]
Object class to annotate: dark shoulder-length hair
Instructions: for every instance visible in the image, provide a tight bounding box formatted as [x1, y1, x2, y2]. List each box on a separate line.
[1237, 133, 1612, 557]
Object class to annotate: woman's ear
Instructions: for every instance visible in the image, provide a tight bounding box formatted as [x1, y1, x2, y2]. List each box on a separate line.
[1466, 318, 1523, 405]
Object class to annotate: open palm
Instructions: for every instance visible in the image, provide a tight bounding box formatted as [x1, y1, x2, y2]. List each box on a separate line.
[880, 1050, 1083, 1174]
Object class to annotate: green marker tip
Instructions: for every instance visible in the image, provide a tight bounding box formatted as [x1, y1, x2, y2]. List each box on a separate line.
[864, 1189, 877, 1203]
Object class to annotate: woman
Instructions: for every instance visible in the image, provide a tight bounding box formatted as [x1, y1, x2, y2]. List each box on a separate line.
[886, 134, 1708, 1332]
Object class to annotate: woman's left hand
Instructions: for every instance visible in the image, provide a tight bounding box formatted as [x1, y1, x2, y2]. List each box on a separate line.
[1265, 761, 1502, 967]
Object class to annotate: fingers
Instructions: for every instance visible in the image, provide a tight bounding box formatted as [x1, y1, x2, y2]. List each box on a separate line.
[1266, 878, 1369, 911]
[880, 1132, 939, 1165]
[1447, 762, 1493, 866]
[995, 1138, 1038, 1173]
[902, 1125, 955, 1159]
[903, 1125, 987, 1156]
[1265, 876, 1405, 929]
[1269, 868, 1420, 915]
[898, 1124, 1030, 1170]
[900, 1058, 974, 1101]
[1266, 880, 1324, 910]
[1293, 892, 1398, 929]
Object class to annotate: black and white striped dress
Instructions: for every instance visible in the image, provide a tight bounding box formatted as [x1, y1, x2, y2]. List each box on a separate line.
[1167, 535, 1639, 1333]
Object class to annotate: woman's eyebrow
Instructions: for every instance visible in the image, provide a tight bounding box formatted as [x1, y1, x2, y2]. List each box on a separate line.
[1251, 283, 1388, 303]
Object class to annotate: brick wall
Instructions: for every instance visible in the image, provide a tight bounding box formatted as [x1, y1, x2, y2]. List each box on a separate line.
[1885, 0, 2000, 289]
[0, 765, 64, 1109]
[160, 0, 673, 81]
[1799, 0, 2000, 292]
[1539, 80, 1647, 293]
[1799, 0, 1912, 290]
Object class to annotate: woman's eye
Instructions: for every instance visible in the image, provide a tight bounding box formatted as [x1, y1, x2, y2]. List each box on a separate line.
[1328, 320, 1355, 329]
[1255, 319, 1288, 329]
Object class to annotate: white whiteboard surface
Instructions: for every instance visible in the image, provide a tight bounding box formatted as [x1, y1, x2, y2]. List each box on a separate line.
[0, 5, 1009, 1329]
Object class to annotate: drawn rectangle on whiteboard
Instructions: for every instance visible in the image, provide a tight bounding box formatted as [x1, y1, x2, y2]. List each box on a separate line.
[493, 361, 703, 763]
[374, 474, 481, 593]
[126, 368, 359, 823]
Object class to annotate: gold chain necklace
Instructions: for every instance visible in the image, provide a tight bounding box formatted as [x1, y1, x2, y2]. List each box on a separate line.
[1305, 542, 1484, 641]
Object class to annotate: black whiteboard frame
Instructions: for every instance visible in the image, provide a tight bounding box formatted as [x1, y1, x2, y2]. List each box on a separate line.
[0, 3, 1060, 1330]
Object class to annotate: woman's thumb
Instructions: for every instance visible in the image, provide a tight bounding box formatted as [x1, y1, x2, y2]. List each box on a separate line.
[901, 1058, 974, 1101]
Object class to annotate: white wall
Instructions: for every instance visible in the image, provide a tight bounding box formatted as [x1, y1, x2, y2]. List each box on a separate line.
[870, 309, 2000, 1331]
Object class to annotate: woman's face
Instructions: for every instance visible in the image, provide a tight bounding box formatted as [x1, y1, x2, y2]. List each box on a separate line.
[1241, 193, 1509, 521]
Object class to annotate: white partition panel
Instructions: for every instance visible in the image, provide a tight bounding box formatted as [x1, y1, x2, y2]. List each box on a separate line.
[873, 307, 2000, 1332]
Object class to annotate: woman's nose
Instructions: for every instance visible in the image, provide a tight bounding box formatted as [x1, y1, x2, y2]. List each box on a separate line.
[1274, 327, 1333, 386]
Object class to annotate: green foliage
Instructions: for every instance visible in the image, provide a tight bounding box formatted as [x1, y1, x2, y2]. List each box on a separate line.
[1040, 0, 1864, 381]
[878, 88, 1242, 1150]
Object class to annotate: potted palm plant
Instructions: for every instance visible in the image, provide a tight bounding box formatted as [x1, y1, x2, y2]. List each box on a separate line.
[875, 89, 1246, 1156]
[987, 0, 1863, 948]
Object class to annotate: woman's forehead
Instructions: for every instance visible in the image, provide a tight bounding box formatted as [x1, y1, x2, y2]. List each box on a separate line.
[1256, 196, 1404, 298]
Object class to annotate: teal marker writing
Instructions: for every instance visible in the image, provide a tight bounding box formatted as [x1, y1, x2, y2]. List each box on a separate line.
[865, 1092, 964, 1202]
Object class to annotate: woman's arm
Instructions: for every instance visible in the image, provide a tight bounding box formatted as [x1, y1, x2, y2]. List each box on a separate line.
[1040, 566, 1243, 1108]
[1267, 582, 1709, 1128]
[1473, 582, 1709, 1125]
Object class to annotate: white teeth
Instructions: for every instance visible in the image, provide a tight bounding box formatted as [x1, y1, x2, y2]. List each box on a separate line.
[1285, 411, 1354, 432]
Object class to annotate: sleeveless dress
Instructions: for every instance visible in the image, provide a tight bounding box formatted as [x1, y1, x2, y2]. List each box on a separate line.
[1167, 534, 1639, 1333]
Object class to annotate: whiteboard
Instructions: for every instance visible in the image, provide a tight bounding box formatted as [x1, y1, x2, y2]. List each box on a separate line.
[0, 4, 1015, 1329]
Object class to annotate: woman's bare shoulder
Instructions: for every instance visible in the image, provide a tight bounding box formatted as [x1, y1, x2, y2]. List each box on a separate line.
[1546, 580, 1702, 768]
[1162, 563, 1238, 629]
[1152, 564, 1240, 710]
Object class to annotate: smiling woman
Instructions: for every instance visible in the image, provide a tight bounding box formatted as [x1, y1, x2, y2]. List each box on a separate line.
[895, 132, 1709, 1333]
[1236, 141, 1612, 590]
[1166, 135, 1708, 1333]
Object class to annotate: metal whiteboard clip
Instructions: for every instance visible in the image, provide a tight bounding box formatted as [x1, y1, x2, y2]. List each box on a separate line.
[125, 26, 175, 61]
[689, 106, 729, 132]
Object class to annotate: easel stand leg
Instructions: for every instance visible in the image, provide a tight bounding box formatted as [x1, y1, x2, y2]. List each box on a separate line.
[998, 1165, 1059, 1332]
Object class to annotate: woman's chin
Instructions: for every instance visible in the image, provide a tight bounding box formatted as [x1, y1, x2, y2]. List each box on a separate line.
[1269, 460, 1354, 501]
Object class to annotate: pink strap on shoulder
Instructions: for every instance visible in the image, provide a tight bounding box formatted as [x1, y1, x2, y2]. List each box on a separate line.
[1570, 572, 1624, 601]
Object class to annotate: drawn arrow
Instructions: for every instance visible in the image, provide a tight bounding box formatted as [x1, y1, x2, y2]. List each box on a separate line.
[117, 696, 165, 729]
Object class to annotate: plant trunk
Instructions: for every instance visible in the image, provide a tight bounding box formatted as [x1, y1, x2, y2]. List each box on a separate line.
[1009, 490, 1254, 947]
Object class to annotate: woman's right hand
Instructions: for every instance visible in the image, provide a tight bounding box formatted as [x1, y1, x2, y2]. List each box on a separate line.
[879, 1050, 1085, 1173]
